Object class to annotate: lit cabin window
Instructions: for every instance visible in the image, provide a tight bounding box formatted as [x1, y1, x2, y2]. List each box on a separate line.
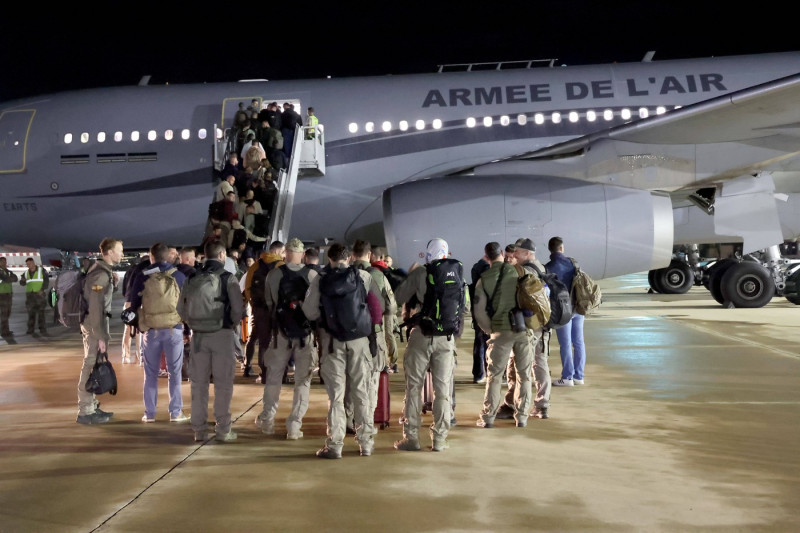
[198, 129, 207, 140]
[97, 132, 106, 143]
[365, 122, 374, 133]
[432, 119, 442, 130]
[674, 105, 682, 110]
[603, 109, 614, 121]
[382, 121, 392, 132]
[215, 128, 223, 140]
[64, 133, 73, 144]
[534, 113, 544, 125]
[638, 108, 649, 119]
[114, 131, 123, 142]
[165, 130, 174, 141]
[131, 131, 140, 142]
[148, 130, 157, 141]
[466, 117, 476, 128]
[348, 123, 358, 133]
[656, 106, 667, 115]
[415, 120, 425, 130]
[517, 114, 527, 125]
[399, 121, 408, 131]
[568, 111, 579, 123]
[586, 110, 597, 122]
[551, 112, 562, 124]
[499, 115, 509, 126]
[181, 129, 190, 140]
[621, 109, 632, 120]
[80, 132, 89, 144]
[483, 117, 492, 127]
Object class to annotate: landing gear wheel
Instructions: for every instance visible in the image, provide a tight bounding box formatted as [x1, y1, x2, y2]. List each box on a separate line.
[720, 262, 775, 308]
[708, 259, 736, 304]
[648, 269, 663, 293]
[656, 260, 694, 294]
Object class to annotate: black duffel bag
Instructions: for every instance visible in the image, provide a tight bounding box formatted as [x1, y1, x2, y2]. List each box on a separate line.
[85, 350, 118, 395]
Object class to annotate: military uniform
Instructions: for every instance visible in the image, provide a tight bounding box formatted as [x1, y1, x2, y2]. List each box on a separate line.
[78, 259, 115, 416]
[0, 263, 18, 336]
[20, 265, 49, 334]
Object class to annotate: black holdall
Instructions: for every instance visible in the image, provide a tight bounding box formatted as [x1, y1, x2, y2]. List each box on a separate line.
[85, 350, 118, 395]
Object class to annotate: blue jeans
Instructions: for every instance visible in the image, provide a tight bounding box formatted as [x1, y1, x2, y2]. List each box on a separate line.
[556, 314, 586, 380]
[142, 326, 184, 418]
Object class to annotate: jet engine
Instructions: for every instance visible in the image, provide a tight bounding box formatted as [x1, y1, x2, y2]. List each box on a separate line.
[383, 175, 673, 281]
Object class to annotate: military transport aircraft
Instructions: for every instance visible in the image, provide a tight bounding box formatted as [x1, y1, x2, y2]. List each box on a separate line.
[2, 51, 800, 307]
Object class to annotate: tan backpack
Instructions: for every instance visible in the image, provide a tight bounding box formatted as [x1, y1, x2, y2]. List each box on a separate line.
[514, 265, 551, 330]
[138, 268, 181, 331]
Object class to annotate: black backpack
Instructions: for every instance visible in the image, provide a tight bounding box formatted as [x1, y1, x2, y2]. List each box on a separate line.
[57, 270, 88, 330]
[319, 266, 372, 342]
[420, 258, 465, 337]
[530, 263, 573, 329]
[249, 258, 277, 308]
[374, 264, 407, 292]
[275, 265, 311, 339]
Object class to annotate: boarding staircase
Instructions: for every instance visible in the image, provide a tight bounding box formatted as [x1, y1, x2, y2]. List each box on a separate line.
[213, 123, 325, 245]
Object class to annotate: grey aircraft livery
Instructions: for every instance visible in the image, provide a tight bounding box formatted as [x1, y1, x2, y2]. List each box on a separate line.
[2, 51, 800, 308]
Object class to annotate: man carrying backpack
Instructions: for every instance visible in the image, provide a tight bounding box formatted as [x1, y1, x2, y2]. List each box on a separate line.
[128, 243, 188, 424]
[302, 242, 383, 458]
[393, 238, 465, 452]
[254, 238, 317, 440]
[474, 241, 534, 428]
[77, 238, 123, 425]
[545, 237, 587, 388]
[243, 241, 285, 380]
[177, 241, 244, 442]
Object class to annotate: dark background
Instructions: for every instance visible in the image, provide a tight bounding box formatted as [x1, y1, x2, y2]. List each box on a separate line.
[1, 3, 795, 101]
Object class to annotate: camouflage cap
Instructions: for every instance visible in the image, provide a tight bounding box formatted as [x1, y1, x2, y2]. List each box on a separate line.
[286, 238, 305, 253]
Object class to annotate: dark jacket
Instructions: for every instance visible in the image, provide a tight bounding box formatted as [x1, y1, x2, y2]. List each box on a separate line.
[545, 252, 576, 289]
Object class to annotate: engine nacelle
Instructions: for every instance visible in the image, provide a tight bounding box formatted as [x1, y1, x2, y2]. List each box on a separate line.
[383, 175, 673, 281]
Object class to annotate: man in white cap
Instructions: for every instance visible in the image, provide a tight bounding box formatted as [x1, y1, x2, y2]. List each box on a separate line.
[254, 238, 318, 439]
[393, 238, 466, 452]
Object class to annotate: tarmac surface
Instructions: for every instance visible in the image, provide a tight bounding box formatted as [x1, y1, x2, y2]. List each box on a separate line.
[1, 272, 799, 532]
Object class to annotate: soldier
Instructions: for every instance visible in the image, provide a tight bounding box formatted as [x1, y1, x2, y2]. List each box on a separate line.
[77, 238, 123, 425]
[0, 257, 19, 337]
[19, 257, 49, 336]
[254, 238, 317, 439]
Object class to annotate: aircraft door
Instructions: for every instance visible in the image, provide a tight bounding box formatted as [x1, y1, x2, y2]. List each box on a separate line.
[0, 109, 34, 173]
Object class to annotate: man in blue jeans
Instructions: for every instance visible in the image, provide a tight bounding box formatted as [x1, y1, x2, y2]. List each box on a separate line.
[545, 237, 586, 386]
[129, 242, 189, 422]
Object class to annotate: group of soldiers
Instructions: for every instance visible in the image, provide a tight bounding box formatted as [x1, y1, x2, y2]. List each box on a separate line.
[0, 256, 50, 338]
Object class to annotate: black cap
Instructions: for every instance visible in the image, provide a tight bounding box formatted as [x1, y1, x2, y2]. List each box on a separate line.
[514, 238, 536, 253]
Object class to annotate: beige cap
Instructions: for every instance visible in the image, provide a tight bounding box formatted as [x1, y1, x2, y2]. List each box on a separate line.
[286, 238, 305, 252]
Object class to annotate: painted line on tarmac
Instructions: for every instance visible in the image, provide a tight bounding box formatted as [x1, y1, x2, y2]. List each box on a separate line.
[678, 321, 800, 361]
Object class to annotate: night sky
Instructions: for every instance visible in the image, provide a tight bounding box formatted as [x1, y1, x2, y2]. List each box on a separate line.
[1, 3, 796, 102]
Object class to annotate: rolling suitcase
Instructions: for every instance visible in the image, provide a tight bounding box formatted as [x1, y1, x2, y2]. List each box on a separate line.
[374, 370, 390, 429]
[421, 368, 456, 418]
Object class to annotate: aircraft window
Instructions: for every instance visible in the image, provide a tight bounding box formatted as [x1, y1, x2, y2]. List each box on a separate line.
[64, 133, 73, 144]
[466, 117, 476, 128]
[656, 106, 667, 115]
[551, 112, 562, 124]
[215, 128, 223, 140]
[199, 129, 207, 140]
[517, 114, 527, 125]
[348, 123, 358, 133]
[500, 115, 510, 126]
[80, 132, 89, 144]
[483, 117, 492, 127]
[568, 112, 579, 123]
[181, 129, 190, 140]
[131, 131, 140, 142]
[148, 130, 157, 141]
[432, 119, 442, 130]
[382, 121, 392, 132]
[621, 109, 632, 120]
[165, 130, 174, 141]
[639, 108, 649, 119]
[586, 110, 597, 122]
[603, 109, 614, 121]
[365, 122, 375, 133]
[97, 132, 106, 143]
[398, 121, 408, 131]
[534, 113, 544, 125]
[114, 131, 123, 142]
[415, 120, 425, 130]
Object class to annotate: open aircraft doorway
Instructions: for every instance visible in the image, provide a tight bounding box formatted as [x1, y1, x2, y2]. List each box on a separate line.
[0, 109, 34, 173]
